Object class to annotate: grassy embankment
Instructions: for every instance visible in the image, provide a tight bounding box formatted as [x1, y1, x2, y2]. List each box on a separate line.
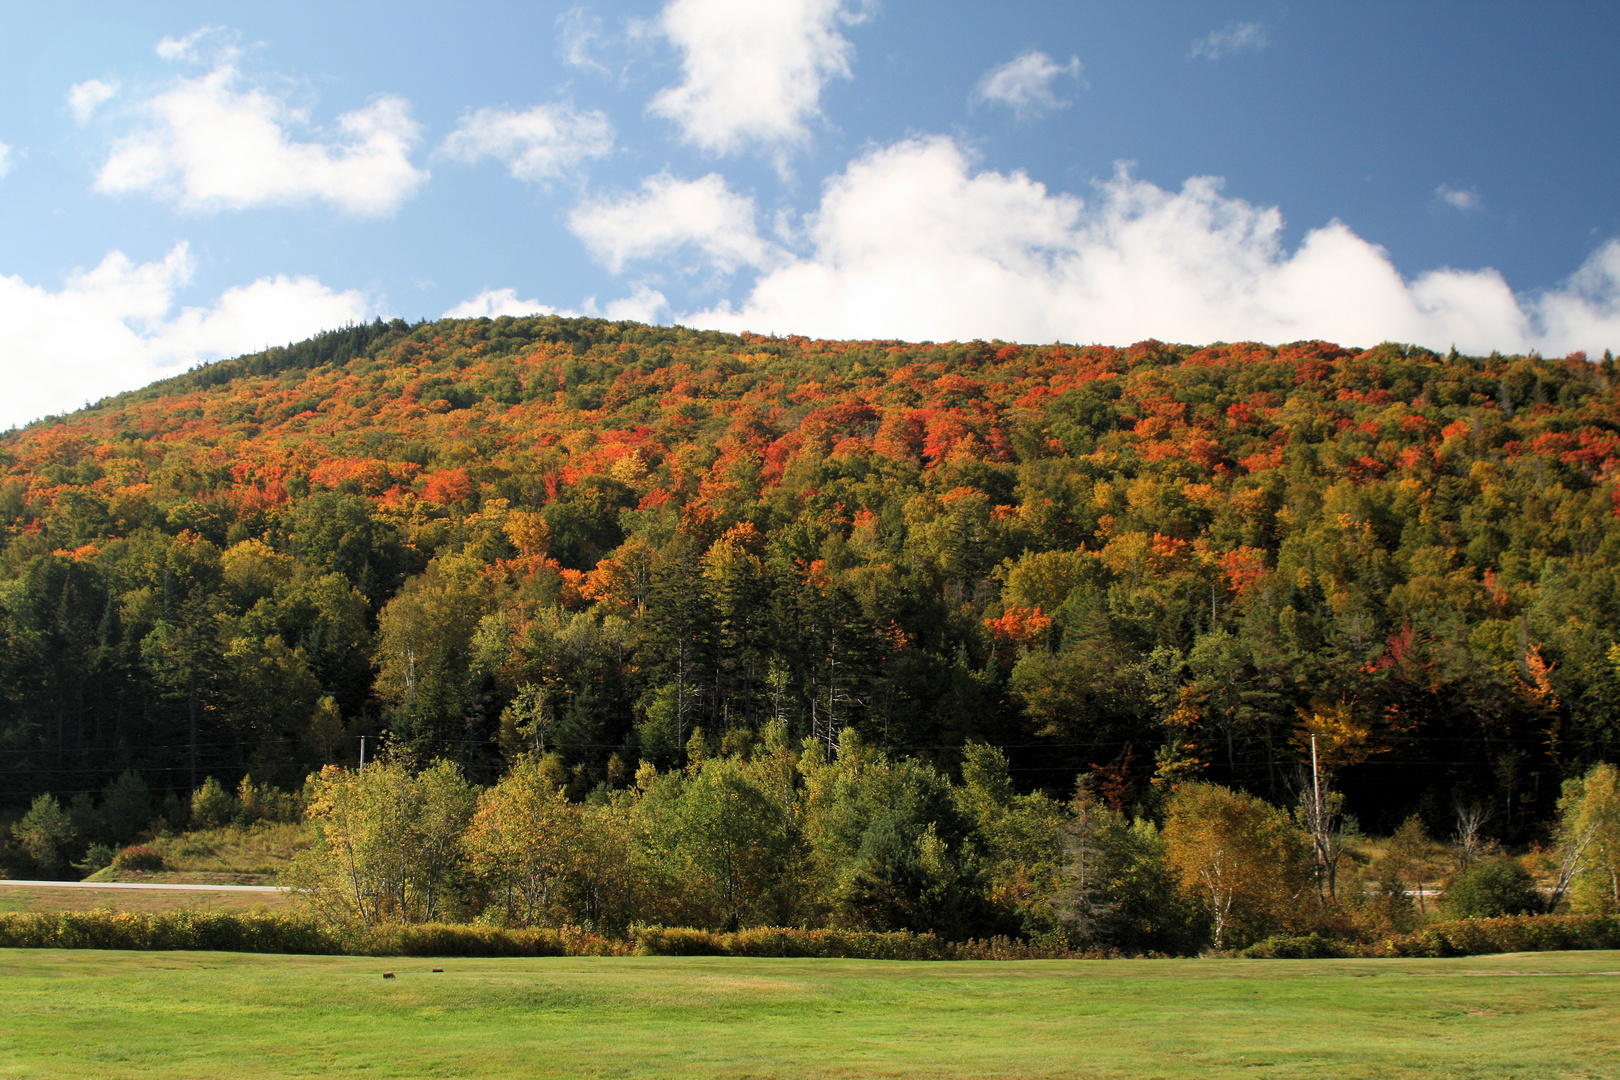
[0, 948, 1615, 1079]
[0, 824, 306, 915]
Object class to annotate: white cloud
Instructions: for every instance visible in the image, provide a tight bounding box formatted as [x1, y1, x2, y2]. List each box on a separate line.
[973, 51, 1083, 119]
[597, 285, 670, 322]
[569, 172, 775, 273]
[443, 285, 667, 324]
[683, 135, 1620, 356]
[558, 6, 611, 74]
[67, 79, 119, 122]
[91, 38, 426, 216]
[155, 27, 221, 62]
[0, 244, 372, 428]
[438, 104, 613, 184]
[1436, 183, 1483, 213]
[0, 142, 12, 179]
[1189, 21, 1268, 60]
[648, 0, 870, 156]
[442, 288, 559, 319]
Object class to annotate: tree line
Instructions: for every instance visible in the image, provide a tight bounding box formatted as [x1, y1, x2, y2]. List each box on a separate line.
[281, 745, 1620, 950]
[2, 318, 1619, 853]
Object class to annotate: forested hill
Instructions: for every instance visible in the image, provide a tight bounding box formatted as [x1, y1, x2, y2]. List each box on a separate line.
[3, 316, 1619, 837]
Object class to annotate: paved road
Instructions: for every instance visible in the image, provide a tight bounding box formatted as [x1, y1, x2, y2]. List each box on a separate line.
[0, 878, 286, 894]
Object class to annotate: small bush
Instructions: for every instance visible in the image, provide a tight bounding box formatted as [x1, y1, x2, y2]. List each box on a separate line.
[13, 795, 73, 876]
[75, 843, 116, 875]
[1239, 934, 1348, 959]
[190, 778, 237, 830]
[111, 845, 165, 872]
[1445, 858, 1538, 919]
[237, 778, 301, 825]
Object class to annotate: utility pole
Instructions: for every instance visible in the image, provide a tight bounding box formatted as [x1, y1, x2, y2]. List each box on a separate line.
[359, 735, 367, 773]
[1310, 731, 1327, 900]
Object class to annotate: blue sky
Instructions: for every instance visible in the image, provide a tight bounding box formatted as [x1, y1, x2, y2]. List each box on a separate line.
[2, 1, 1618, 426]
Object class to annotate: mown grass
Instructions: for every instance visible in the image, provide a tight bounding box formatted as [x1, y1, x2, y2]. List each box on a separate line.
[0, 948, 1615, 1079]
[0, 889, 296, 916]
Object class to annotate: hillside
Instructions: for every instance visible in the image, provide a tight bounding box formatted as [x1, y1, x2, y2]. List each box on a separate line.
[2, 315, 1618, 836]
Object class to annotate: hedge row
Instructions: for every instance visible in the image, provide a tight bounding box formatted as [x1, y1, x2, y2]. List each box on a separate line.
[3, 911, 1616, 961]
[0, 913, 1097, 961]
[1235, 916, 1620, 960]
[1367, 914, 1620, 958]
[628, 926, 1104, 960]
[0, 912, 628, 957]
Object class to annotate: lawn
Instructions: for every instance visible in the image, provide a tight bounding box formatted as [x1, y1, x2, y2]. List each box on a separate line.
[0, 887, 296, 916]
[0, 949, 1615, 1079]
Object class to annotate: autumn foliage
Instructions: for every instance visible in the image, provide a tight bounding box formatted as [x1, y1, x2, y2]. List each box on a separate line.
[0, 315, 1616, 850]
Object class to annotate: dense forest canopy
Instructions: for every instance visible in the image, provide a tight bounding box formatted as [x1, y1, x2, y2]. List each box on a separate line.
[3, 315, 1618, 843]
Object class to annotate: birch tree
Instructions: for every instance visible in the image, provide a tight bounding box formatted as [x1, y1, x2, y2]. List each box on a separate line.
[1162, 782, 1312, 950]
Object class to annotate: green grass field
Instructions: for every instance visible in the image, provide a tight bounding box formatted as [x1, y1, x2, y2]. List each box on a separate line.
[1, 949, 1615, 1079]
[0, 888, 295, 916]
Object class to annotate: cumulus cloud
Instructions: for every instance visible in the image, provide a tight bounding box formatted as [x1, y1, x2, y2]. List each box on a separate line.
[683, 135, 1620, 356]
[591, 285, 670, 323]
[569, 172, 775, 273]
[91, 33, 426, 216]
[442, 288, 559, 319]
[1436, 183, 1483, 213]
[438, 103, 613, 184]
[1189, 21, 1268, 60]
[443, 285, 668, 324]
[973, 51, 1083, 119]
[649, 0, 871, 155]
[0, 244, 372, 428]
[67, 79, 119, 122]
[0, 141, 12, 179]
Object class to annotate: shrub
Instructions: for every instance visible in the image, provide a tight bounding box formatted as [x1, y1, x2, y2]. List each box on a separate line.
[111, 844, 165, 872]
[1445, 858, 1538, 919]
[237, 778, 301, 824]
[12, 795, 74, 876]
[1372, 914, 1620, 958]
[190, 778, 237, 830]
[1239, 934, 1348, 959]
[76, 843, 116, 875]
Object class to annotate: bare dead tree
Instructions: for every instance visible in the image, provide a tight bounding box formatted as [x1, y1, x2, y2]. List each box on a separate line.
[1054, 776, 1116, 947]
[1294, 762, 1346, 904]
[1453, 803, 1491, 871]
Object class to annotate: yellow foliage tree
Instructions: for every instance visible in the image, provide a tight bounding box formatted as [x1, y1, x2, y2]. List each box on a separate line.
[1557, 762, 1620, 914]
[1162, 782, 1312, 950]
[288, 759, 474, 926]
[463, 754, 581, 927]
